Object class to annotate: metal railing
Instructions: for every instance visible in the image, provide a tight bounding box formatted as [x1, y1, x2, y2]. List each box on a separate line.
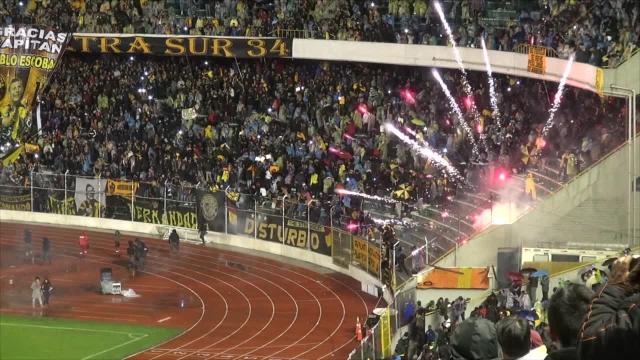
[513, 43, 558, 58]
[0, 171, 387, 282]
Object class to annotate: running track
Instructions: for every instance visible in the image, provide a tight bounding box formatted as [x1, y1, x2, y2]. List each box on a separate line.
[0, 222, 381, 360]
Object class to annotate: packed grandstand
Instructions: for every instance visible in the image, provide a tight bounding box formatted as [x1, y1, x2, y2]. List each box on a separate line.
[0, 1, 639, 360]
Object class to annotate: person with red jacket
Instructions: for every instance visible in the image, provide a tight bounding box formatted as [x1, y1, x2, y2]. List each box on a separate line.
[78, 232, 89, 256]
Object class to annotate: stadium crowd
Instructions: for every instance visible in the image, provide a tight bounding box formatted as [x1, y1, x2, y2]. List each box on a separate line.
[394, 253, 640, 360]
[3, 0, 638, 66]
[2, 55, 626, 230]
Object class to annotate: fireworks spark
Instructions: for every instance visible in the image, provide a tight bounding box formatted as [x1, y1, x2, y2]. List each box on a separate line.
[335, 189, 398, 203]
[385, 123, 464, 181]
[480, 37, 502, 127]
[434, 2, 485, 152]
[431, 69, 479, 156]
[542, 55, 575, 136]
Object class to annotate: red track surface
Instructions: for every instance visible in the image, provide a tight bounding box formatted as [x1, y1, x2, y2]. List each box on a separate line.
[0, 222, 380, 360]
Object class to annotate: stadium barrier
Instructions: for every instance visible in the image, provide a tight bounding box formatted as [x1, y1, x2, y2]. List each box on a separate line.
[0, 172, 393, 306]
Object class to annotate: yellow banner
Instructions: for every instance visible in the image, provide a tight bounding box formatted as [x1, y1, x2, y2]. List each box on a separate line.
[595, 68, 604, 96]
[380, 307, 392, 357]
[527, 46, 547, 75]
[368, 244, 380, 277]
[1, 26, 69, 164]
[352, 236, 369, 269]
[106, 179, 139, 197]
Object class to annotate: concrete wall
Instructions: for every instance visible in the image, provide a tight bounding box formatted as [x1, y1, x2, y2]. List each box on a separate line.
[0, 209, 393, 303]
[292, 39, 600, 93]
[605, 51, 640, 93]
[436, 140, 640, 269]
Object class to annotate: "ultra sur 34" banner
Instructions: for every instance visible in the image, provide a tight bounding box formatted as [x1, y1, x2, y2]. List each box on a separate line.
[67, 34, 291, 58]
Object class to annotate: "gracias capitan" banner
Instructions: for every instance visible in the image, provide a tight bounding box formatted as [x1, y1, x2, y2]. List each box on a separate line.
[67, 34, 291, 58]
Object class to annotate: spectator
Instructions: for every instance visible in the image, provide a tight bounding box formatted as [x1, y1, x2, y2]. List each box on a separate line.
[41, 278, 53, 307]
[169, 229, 180, 253]
[447, 317, 499, 360]
[578, 255, 640, 360]
[23, 228, 33, 264]
[41, 237, 51, 265]
[496, 317, 532, 359]
[545, 283, 594, 360]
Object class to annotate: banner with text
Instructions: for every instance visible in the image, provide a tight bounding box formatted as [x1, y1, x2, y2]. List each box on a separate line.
[68, 34, 291, 58]
[1, 25, 70, 164]
[105, 195, 198, 229]
[0, 185, 30, 211]
[227, 211, 332, 256]
[352, 236, 381, 278]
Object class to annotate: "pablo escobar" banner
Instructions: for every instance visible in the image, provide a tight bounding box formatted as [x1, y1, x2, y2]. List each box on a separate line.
[0, 25, 70, 165]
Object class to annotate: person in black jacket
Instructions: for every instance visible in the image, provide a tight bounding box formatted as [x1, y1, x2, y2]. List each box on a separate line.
[41, 278, 53, 306]
[545, 283, 593, 360]
[127, 240, 136, 279]
[198, 222, 207, 245]
[578, 255, 640, 360]
[24, 228, 33, 264]
[41, 237, 51, 265]
[169, 229, 180, 253]
[133, 238, 148, 270]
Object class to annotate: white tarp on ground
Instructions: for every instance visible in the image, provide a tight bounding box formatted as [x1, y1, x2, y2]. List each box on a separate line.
[122, 289, 140, 298]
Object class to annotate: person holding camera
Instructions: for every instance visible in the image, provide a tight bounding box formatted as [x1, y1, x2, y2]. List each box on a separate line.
[578, 254, 640, 360]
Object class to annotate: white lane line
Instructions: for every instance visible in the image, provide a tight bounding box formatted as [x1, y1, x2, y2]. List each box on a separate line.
[157, 316, 172, 323]
[81, 334, 149, 360]
[0, 322, 146, 336]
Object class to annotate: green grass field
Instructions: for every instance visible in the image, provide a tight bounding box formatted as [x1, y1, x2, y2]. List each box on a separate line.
[0, 315, 181, 360]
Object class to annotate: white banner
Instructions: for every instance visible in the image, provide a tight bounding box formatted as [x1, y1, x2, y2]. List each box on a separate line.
[74, 177, 106, 217]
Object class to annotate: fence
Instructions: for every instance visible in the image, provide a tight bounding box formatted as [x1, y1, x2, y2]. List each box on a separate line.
[0, 172, 387, 283]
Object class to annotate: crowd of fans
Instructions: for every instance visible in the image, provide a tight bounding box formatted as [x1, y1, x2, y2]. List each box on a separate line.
[3, 1, 638, 66]
[394, 253, 640, 360]
[1, 54, 626, 235]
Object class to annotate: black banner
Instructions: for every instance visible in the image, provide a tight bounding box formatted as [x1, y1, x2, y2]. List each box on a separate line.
[228, 210, 332, 256]
[196, 190, 226, 232]
[103, 195, 197, 229]
[0, 186, 31, 211]
[67, 34, 291, 58]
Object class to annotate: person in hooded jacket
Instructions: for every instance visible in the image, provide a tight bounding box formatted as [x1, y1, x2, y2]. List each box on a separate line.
[444, 317, 500, 360]
[578, 255, 640, 360]
[544, 283, 593, 360]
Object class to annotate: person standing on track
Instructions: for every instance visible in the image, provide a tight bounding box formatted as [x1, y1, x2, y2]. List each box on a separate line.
[41, 237, 51, 265]
[114, 230, 121, 256]
[169, 229, 180, 254]
[24, 228, 34, 264]
[198, 222, 207, 245]
[41, 278, 53, 307]
[31, 276, 43, 308]
[134, 238, 148, 270]
[78, 231, 89, 256]
[127, 240, 137, 279]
